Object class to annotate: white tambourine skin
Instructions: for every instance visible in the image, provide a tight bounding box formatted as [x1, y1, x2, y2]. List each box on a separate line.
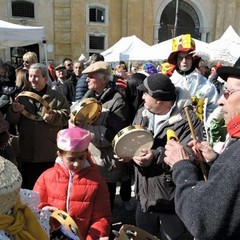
[112, 125, 154, 159]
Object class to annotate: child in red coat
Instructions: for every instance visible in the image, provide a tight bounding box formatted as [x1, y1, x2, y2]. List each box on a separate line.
[33, 127, 111, 240]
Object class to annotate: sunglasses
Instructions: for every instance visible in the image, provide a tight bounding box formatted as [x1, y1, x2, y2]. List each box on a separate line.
[23, 61, 29, 64]
[223, 88, 240, 99]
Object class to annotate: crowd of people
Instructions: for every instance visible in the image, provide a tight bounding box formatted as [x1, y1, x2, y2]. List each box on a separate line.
[0, 33, 239, 240]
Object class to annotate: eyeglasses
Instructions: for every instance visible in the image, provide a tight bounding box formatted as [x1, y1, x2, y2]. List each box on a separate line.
[223, 88, 240, 99]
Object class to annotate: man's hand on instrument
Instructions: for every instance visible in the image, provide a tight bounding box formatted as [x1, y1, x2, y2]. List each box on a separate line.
[12, 101, 25, 113]
[133, 148, 153, 167]
[164, 140, 190, 168]
[114, 154, 132, 163]
[43, 110, 55, 122]
[188, 140, 217, 163]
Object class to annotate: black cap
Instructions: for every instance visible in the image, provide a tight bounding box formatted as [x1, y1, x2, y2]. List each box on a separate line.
[217, 57, 240, 81]
[137, 73, 176, 101]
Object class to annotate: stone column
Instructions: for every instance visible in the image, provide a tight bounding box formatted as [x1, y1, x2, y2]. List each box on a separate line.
[153, 22, 160, 44]
[200, 31, 207, 42]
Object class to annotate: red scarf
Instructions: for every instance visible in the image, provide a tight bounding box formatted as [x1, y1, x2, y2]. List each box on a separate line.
[227, 116, 240, 138]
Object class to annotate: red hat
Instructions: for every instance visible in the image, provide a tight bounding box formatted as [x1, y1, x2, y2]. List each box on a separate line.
[167, 34, 201, 66]
[57, 127, 91, 152]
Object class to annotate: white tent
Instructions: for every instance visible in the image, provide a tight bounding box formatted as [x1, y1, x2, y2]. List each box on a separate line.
[207, 25, 240, 65]
[101, 35, 157, 62]
[0, 20, 45, 47]
[151, 36, 209, 61]
[0, 20, 46, 63]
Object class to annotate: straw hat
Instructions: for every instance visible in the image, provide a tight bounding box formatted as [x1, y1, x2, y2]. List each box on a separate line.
[0, 156, 22, 214]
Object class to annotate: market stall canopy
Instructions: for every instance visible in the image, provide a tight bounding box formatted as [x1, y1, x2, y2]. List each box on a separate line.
[151, 36, 209, 61]
[207, 25, 240, 65]
[101, 35, 159, 62]
[0, 19, 45, 48]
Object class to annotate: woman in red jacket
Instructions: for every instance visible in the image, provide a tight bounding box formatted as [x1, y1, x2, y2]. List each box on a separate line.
[33, 127, 112, 240]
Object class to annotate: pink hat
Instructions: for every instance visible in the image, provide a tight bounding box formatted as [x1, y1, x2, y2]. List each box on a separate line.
[57, 127, 91, 152]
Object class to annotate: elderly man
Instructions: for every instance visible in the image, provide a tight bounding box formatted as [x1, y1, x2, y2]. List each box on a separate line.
[164, 57, 240, 239]
[123, 73, 203, 239]
[168, 34, 219, 121]
[77, 61, 131, 210]
[7, 63, 70, 189]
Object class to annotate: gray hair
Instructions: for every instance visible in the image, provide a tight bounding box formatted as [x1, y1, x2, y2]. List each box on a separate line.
[96, 72, 113, 82]
[29, 63, 48, 78]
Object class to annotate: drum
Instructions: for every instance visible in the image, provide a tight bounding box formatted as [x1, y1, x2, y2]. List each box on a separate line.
[118, 224, 159, 240]
[50, 210, 82, 240]
[15, 91, 50, 121]
[70, 98, 102, 125]
[112, 125, 154, 159]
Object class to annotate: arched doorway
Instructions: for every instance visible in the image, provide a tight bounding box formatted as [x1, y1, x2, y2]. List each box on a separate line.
[158, 0, 200, 42]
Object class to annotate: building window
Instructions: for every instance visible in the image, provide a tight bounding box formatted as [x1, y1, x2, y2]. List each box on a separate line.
[89, 36, 105, 50]
[12, 1, 34, 18]
[89, 7, 105, 23]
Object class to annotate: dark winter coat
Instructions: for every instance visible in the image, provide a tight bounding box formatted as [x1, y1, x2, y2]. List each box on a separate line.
[172, 138, 240, 240]
[133, 87, 203, 213]
[6, 86, 70, 162]
[74, 74, 88, 101]
[82, 83, 132, 182]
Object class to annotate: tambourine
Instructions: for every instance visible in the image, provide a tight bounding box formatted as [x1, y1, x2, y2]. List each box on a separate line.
[112, 125, 154, 159]
[15, 91, 50, 121]
[118, 224, 159, 240]
[70, 98, 102, 125]
[50, 210, 82, 240]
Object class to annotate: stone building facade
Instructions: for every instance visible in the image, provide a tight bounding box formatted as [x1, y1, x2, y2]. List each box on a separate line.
[1, 0, 240, 65]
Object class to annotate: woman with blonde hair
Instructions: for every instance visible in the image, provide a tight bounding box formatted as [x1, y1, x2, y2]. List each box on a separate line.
[22, 51, 38, 69]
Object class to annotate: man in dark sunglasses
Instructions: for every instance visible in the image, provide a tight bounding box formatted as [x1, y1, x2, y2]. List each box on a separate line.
[62, 57, 73, 79]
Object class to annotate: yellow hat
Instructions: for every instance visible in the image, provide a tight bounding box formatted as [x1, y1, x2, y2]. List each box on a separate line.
[167, 34, 200, 66]
[161, 62, 176, 77]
